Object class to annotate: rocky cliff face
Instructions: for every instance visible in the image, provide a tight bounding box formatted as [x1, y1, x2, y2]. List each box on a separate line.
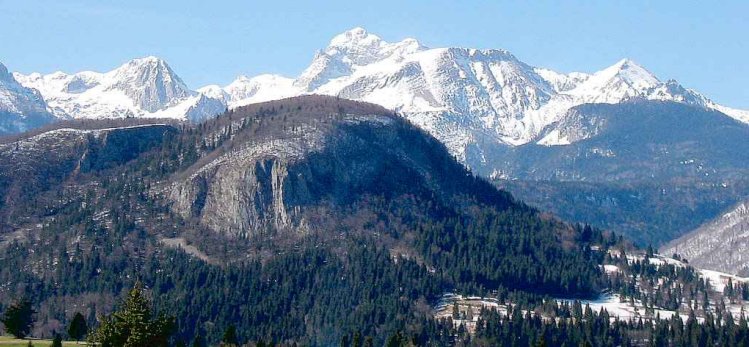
[170, 139, 312, 237]
[0, 62, 54, 134]
[164, 95, 511, 239]
[106, 57, 193, 112]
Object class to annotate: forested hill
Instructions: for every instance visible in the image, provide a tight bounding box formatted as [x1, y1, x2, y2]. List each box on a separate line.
[0, 95, 729, 345]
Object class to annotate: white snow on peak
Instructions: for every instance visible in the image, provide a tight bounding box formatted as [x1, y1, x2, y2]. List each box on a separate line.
[10, 28, 749, 159]
[13, 57, 225, 122]
[223, 74, 297, 107]
[534, 68, 590, 92]
[196, 84, 226, 101]
[294, 27, 426, 91]
[191, 28, 749, 159]
[105, 56, 193, 112]
[561, 59, 659, 103]
[0, 61, 52, 126]
[328, 27, 382, 49]
[710, 104, 749, 124]
[601, 59, 659, 89]
[326, 27, 425, 63]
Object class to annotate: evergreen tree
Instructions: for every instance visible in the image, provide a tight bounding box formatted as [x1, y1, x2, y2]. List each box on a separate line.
[1, 298, 36, 339]
[352, 331, 362, 347]
[67, 312, 88, 342]
[221, 325, 239, 346]
[385, 331, 404, 347]
[88, 282, 175, 347]
[51, 334, 63, 347]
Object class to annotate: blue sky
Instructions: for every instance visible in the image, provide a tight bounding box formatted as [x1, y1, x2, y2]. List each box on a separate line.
[2, 0, 747, 108]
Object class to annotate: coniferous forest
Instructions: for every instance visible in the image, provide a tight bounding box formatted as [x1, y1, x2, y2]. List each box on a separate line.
[0, 96, 748, 346]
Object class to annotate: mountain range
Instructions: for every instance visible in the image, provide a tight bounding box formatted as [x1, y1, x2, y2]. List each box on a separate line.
[2, 27, 749, 247]
[4, 28, 748, 157]
[10, 56, 225, 124]
[1, 95, 747, 344]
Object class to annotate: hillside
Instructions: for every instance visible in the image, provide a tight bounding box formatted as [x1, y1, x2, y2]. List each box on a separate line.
[491, 101, 749, 245]
[0, 96, 747, 345]
[497, 179, 749, 246]
[662, 200, 749, 276]
[0, 96, 608, 344]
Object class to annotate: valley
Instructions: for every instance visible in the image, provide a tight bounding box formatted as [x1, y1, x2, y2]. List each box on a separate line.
[0, 13, 748, 345]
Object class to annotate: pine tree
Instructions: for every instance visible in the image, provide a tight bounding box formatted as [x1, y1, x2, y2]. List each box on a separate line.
[51, 334, 63, 347]
[88, 281, 175, 347]
[386, 331, 404, 347]
[67, 312, 88, 342]
[1, 298, 36, 339]
[221, 325, 239, 346]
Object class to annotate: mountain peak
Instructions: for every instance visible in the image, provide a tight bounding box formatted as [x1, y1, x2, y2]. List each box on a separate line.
[295, 28, 427, 91]
[328, 27, 381, 48]
[130, 55, 166, 65]
[0, 61, 54, 133]
[595, 58, 659, 90]
[0, 62, 14, 83]
[614, 58, 636, 67]
[116, 56, 172, 73]
[107, 56, 193, 112]
[326, 27, 424, 56]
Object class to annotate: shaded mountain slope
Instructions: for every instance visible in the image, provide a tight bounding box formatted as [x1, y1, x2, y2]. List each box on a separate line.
[487, 101, 749, 182]
[489, 101, 749, 245]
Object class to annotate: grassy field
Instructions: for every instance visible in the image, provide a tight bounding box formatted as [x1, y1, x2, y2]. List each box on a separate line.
[0, 336, 82, 346]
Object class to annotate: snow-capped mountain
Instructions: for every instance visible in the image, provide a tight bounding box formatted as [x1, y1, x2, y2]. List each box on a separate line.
[661, 200, 749, 276]
[198, 74, 295, 109]
[8, 27, 749, 164]
[0, 62, 54, 134]
[204, 28, 749, 162]
[13, 57, 225, 122]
